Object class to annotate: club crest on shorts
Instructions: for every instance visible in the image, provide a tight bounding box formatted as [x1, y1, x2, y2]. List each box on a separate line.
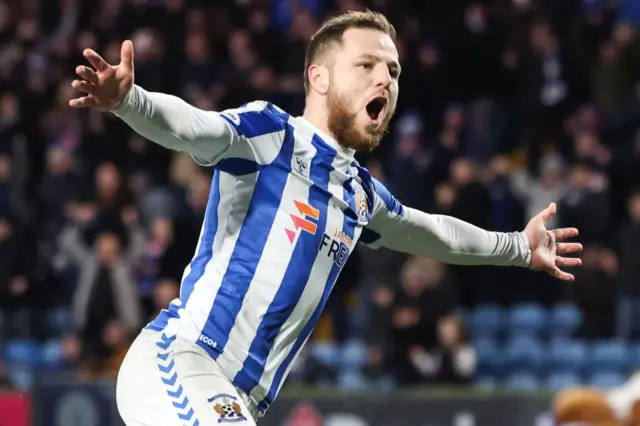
[208, 394, 247, 423]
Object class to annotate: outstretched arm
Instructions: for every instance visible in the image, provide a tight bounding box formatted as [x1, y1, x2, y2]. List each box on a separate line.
[70, 40, 285, 166]
[364, 204, 532, 267]
[112, 85, 238, 165]
[362, 179, 582, 280]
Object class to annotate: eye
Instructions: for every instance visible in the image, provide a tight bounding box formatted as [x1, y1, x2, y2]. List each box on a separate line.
[358, 62, 374, 70]
[390, 69, 400, 79]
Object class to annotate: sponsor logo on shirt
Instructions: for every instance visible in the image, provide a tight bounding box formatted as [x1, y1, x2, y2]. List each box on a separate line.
[285, 200, 319, 243]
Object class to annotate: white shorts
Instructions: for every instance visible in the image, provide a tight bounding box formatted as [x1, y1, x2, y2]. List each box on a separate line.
[116, 329, 259, 426]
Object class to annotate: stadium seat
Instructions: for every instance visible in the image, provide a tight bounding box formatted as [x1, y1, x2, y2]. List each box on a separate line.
[504, 372, 541, 391]
[340, 339, 368, 369]
[549, 304, 582, 338]
[474, 376, 498, 390]
[40, 340, 64, 366]
[545, 372, 582, 391]
[503, 335, 545, 374]
[474, 336, 505, 377]
[3, 340, 40, 365]
[5, 365, 34, 391]
[508, 304, 547, 337]
[368, 375, 396, 392]
[43, 308, 73, 338]
[548, 340, 588, 374]
[628, 345, 640, 370]
[309, 342, 340, 368]
[338, 370, 369, 391]
[468, 305, 504, 338]
[588, 340, 628, 374]
[588, 371, 626, 389]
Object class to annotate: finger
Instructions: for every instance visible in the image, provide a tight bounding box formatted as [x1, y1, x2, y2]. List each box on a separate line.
[83, 48, 110, 72]
[553, 227, 579, 240]
[71, 79, 98, 95]
[76, 65, 98, 84]
[69, 96, 98, 108]
[539, 202, 557, 223]
[120, 40, 134, 72]
[556, 256, 582, 267]
[551, 266, 574, 282]
[556, 242, 583, 254]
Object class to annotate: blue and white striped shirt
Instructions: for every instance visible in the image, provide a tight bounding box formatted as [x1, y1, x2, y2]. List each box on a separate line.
[115, 86, 531, 415]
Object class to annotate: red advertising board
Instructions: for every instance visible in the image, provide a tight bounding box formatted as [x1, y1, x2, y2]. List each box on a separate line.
[0, 393, 30, 426]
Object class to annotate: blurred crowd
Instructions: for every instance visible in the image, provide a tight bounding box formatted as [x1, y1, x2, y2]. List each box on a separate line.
[0, 0, 640, 391]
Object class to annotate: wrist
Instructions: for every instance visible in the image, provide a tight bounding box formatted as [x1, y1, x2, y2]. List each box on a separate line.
[112, 85, 136, 115]
[517, 231, 532, 267]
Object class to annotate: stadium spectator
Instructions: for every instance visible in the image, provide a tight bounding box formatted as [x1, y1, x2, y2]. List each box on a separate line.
[573, 244, 617, 339]
[384, 257, 457, 385]
[615, 192, 640, 341]
[0, 213, 32, 339]
[149, 278, 179, 323]
[408, 315, 476, 385]
[59, 210, 144, 369]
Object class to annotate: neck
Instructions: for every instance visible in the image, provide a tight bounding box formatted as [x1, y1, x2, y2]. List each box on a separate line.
[302, 97, 335, 140]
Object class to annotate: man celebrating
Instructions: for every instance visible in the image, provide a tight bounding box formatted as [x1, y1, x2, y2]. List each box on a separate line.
[70, 10, 582, 426]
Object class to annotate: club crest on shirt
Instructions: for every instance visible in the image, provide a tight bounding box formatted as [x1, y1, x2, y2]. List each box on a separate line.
[208, 394, 247, 423]
[352, 181, 369, 223]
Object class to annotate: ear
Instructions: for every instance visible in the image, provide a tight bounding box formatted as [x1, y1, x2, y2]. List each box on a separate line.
[308, 64, 329, 95]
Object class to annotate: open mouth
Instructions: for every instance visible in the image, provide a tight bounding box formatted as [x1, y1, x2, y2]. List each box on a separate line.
[366, 97, 387, 122]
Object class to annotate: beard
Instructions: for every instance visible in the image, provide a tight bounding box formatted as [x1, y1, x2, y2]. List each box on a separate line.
[326, 85, 392, 152]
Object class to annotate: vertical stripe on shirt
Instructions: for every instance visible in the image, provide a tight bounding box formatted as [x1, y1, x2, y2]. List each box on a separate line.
[233, 134, 337, 393]
[198, 127, 295, 357]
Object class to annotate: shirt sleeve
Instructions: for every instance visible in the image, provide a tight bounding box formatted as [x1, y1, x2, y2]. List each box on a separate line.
[360, 178, 532, 267]
[113, 85, 286, 167]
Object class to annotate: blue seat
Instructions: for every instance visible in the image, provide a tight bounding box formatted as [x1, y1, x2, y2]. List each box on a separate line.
[338, 370, 369, 391]
[367, 375, 396, 392]
[588, 371, 626, 389]
[504, 335, 545, 373]
[548, 340, 588, 374]
[4, 340, 40, 365]
[589, 340, 628, 373]
[340, 339, 367, 369]
[5, 364, 34, 390]
[504, 372, 540, 391]
[40, 340, 64, 366]
[43, 308, 73, 338]
[469, 305, 504, 338]
[475, 336, 505, 377]
[628, 345, 640, 370]
[310, 342, 340, 368]
[546, 372, 582, 391]
[549, 304, 582, 338]
[474, 376, 498, 390]
[508, 304, 547, 337]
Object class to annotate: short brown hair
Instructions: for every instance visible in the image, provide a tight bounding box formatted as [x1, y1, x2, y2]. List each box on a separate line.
[303, 10, 396, 93]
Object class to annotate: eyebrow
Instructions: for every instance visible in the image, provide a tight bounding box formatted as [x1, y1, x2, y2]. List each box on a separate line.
[358, 53, 401, 74]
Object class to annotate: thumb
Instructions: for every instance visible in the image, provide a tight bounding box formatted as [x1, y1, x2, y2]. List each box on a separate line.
[540, 202, 557, 223]
[120, 40, 134, 72]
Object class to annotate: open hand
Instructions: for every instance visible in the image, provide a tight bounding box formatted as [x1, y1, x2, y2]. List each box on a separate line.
[69, 40, 135, 110]
[525, 202, 583, 281]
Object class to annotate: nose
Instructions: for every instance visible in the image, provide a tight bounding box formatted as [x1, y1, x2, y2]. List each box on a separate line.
[374, 63, 391, 89]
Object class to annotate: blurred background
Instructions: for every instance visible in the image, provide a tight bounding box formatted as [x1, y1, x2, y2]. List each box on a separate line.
[0, 0, 640, 425]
